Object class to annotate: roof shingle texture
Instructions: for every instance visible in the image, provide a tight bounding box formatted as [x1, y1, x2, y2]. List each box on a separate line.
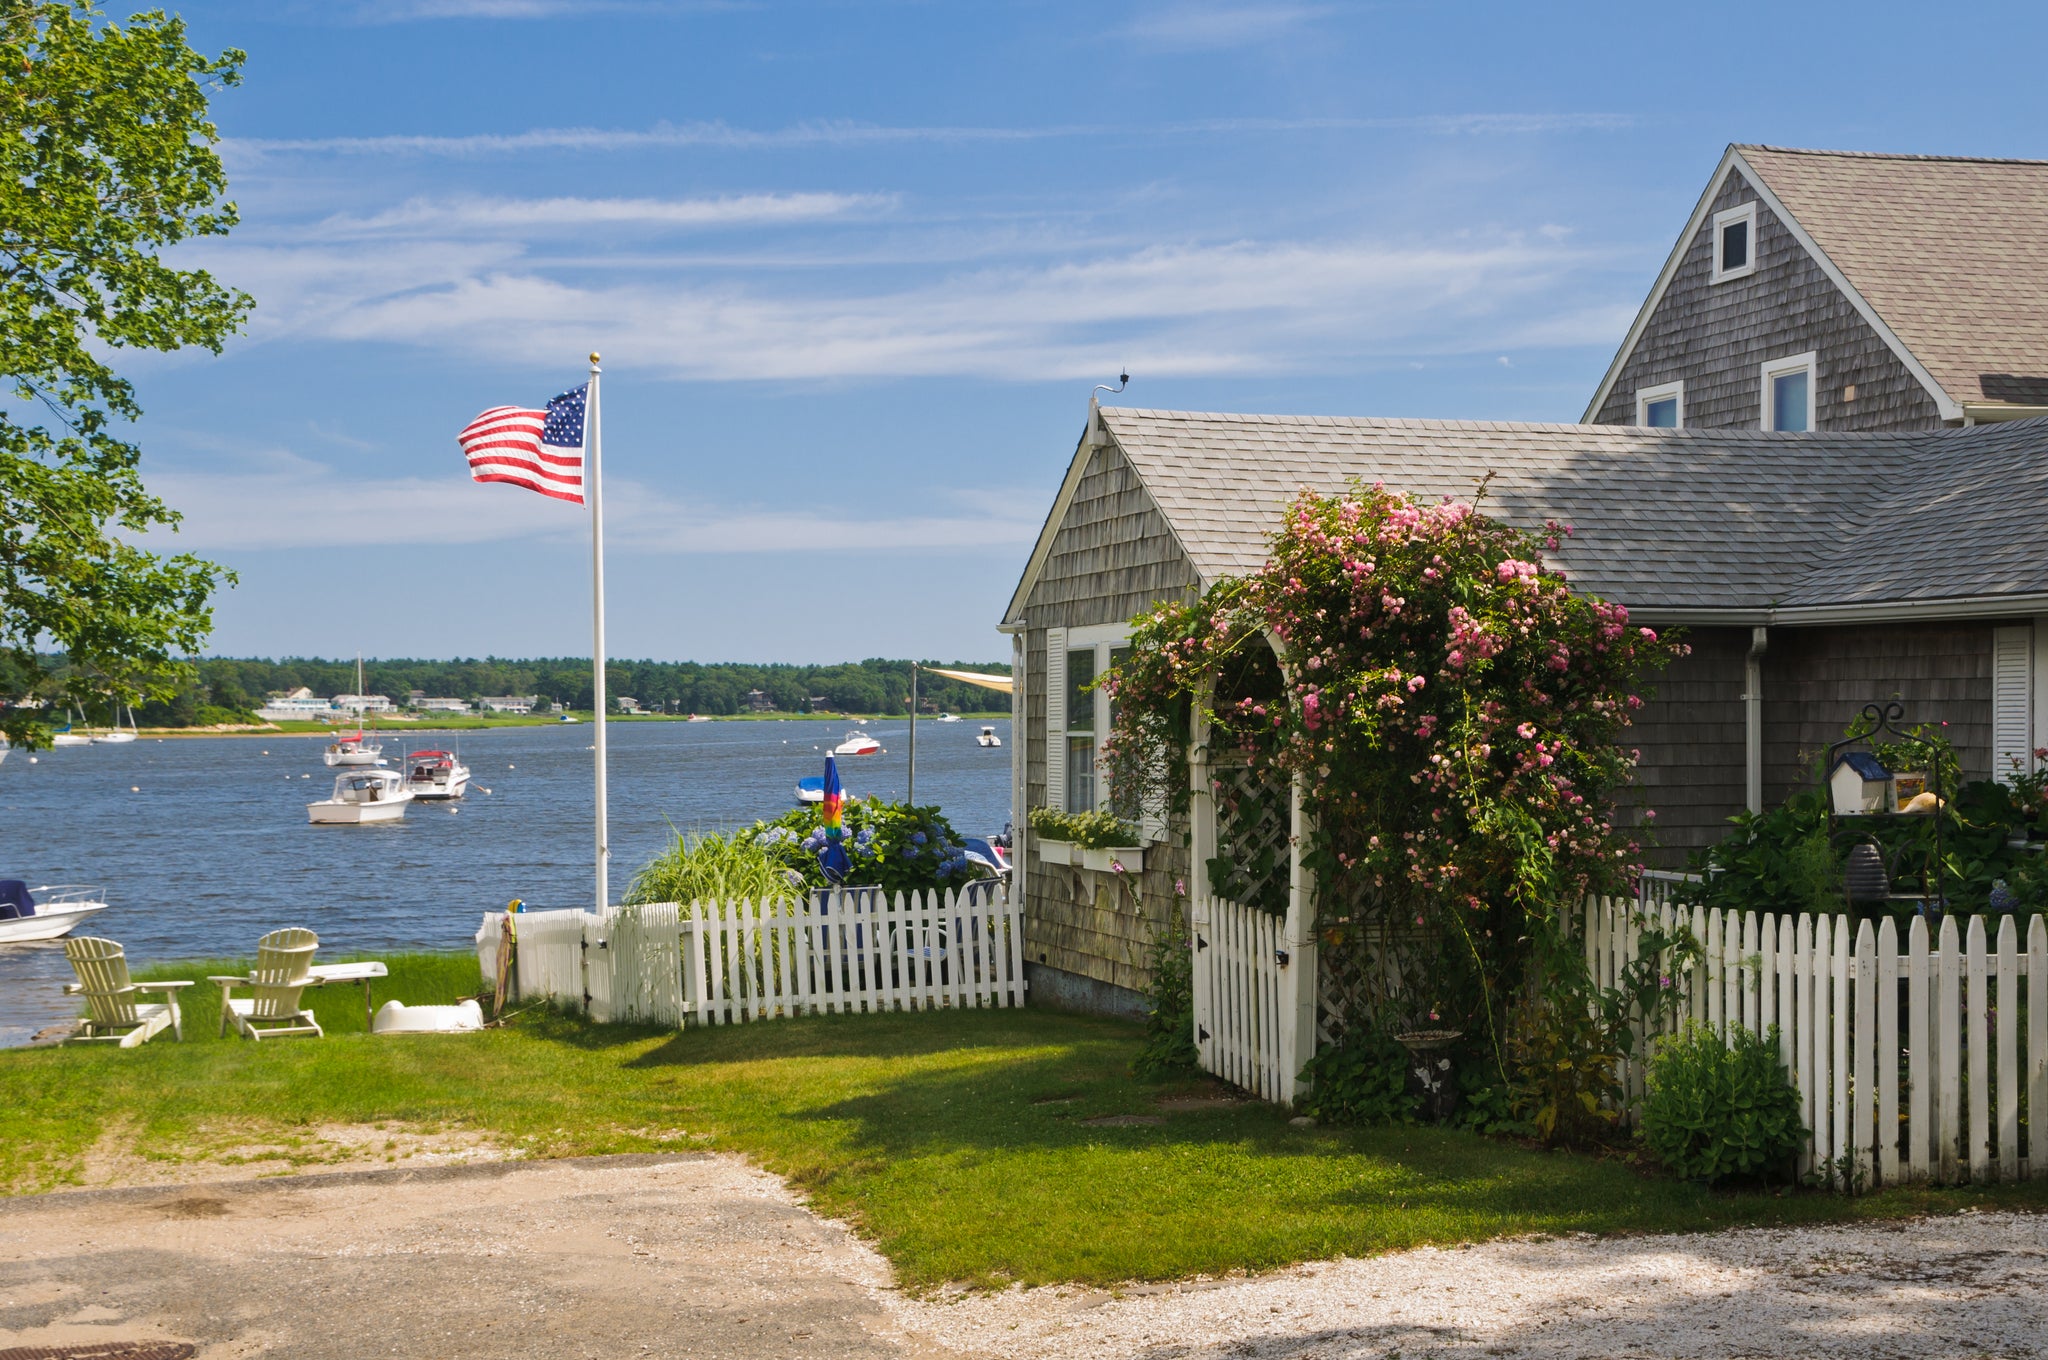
[1100, 407, 2048, 612]
[1738, 145, 2048, 408]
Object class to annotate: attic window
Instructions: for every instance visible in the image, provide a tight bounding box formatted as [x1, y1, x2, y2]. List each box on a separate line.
[1761, 351, 1818, 432]
[1636, 380, 1684, 428]
[1711, 202, 1757, 283]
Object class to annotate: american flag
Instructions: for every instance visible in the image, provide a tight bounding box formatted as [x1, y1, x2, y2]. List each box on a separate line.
[458, 383, 588, 504]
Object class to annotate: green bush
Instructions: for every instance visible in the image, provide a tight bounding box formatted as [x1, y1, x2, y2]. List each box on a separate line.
[1132, 900, 1199, 1078]
[625, 829, 798, 906]
[1029, 806, 1140, 849]
[1641, 1022, 1806, 1185]
[1298, 1025, 1418, 1125]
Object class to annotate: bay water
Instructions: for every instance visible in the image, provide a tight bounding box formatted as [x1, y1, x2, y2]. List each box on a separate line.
[0, 717, 1010, 1045]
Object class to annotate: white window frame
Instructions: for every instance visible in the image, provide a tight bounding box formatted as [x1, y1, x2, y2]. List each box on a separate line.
[1711, 201, 1758, 284]
[1635, 379, 1685, 428]
[1042, 622, 1157, 836]
[1760, 351, 1818, 432]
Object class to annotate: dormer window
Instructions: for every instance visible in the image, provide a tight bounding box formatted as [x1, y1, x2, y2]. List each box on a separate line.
[1711, 202, 1758, 283]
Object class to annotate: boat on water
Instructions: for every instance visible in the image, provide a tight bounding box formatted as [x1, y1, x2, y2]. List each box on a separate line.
[323, 730, 386, 766]
[977, 725, 1003, 748]
[558, 714, 579, 723]
[50, 711, 92, 748]
[833, 730, 883, 757]
[92, 702, 138, 744]
[0, 882, 109, 945]
[308, 768, 412, 824]
[686, 714, 712, 723]
[403, 749, 471, 800]
[0, 735, 8, 764]
[934, 712, 961, 724]
[795, 775, 825, 804]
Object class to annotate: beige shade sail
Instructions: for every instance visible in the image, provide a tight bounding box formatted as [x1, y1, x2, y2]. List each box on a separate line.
[922, 666, 1014, 695]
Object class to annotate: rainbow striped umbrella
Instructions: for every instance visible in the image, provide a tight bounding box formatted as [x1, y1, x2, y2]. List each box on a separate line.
[818, 754, 852, 883]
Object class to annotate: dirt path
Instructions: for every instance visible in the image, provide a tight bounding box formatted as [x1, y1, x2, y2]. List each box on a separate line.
[0, 1153, 955, 1360]
[4, 1152, 2045, 1359]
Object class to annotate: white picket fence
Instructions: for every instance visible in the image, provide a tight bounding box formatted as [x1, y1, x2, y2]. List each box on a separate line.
[1585, 897, 2048, 1188]
[1190, 895, 1300, 1104]
[476, 886, 1026, 1028]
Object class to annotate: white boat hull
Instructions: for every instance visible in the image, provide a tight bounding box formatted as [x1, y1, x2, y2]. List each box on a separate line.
[308, 795, 412, 824]
[51, 734, 93, 747]
[324, 748, 385, 767]
[407, 771, 471, 800]
[978, 737, 1003, 747]
[0, 899, 108, 944]
[92, 732, 136, 744]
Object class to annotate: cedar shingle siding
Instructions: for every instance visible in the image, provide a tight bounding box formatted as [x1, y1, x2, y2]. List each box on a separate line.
[1621, 627, 1748, 866]
[1020, 440, 1196, 1006]
[1592, 170, 1943, 431]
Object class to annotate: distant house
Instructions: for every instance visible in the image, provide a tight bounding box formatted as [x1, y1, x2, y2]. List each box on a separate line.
[745, 689, 775, 712]
[1586, 145, 2048, 432]
[616, 696, 643, 714]
[417, 697, 470, 713]
[478, 695, 538, 714]
[257, 688, 337, 722]
[333, 693, 393, 715]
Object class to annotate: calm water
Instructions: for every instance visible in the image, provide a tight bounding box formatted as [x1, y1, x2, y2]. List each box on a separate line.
[0, 717, 1010, 1045]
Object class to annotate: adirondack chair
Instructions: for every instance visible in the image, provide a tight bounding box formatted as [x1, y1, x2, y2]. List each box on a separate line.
[62, 937, 194, 1047]
[211, 928, 324, 1040]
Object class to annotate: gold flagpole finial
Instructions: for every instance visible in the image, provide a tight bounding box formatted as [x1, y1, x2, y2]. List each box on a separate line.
[589, 351, 601, 364]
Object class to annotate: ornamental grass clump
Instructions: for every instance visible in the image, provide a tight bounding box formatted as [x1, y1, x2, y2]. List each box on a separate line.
[1101, 479, 1686, 1128]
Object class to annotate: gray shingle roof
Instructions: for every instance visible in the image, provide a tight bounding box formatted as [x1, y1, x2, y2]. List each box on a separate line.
[1097, 407, 2048, 613]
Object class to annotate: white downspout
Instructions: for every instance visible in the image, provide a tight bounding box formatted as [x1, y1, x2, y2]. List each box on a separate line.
[1745, 626, 1770, 813]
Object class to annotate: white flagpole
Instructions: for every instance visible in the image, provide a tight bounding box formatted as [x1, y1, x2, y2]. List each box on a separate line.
[587, 352, 609, 913]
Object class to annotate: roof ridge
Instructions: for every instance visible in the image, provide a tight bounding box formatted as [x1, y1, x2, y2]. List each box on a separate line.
[1737, 143, 2048, 168]
[1100, 406, 1936, 443]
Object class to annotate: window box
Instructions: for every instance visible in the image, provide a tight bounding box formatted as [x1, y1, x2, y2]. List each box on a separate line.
[1037, 838, 1075, 866]
[1082, 846, 1144, 873]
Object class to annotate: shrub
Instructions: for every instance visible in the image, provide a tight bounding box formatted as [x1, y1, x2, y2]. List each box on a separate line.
[1029, 806, 1140, 849]
[1132, 896, 1199, 1077]
[1641, 1023, 1806, 1185]
[1298, 1025, 1419, 1126]
[625, 829, 797, 906]
[749, 799, 987, 897]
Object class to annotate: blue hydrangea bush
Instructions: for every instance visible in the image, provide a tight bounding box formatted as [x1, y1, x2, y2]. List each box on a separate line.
[749, 800, 989, 897]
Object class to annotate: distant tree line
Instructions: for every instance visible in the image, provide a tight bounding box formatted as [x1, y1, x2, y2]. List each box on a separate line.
[4, 655, 1012, 725]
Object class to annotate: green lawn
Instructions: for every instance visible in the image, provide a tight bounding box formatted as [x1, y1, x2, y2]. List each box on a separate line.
[7, 951, 2045, 1289]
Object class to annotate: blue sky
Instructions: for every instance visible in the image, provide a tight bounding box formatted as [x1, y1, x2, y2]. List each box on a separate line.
[132, 0, 2048, 664]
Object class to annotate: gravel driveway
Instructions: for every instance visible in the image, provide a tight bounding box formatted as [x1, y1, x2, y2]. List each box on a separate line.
[2, 1153, 2043, 1360]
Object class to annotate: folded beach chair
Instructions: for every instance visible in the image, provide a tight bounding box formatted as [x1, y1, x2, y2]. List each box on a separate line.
[211, 927, 324, 1040]
[62, 936, 194, 1047]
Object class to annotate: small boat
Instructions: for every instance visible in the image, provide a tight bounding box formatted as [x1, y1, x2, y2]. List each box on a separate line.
[0, 882, 109, 944]
[323, 730, 385, 766]
[795, 775, 825, 804]
[686, 714, 712, 723]
[978, 725, 1003, 748]
[833, 730, 883, 757]
[308, 768, 412, 824]
[93, 703, 138, 744]
[50, 715, 92, 748]
[558, 714, 578, 723]
[403, 750, 471, 800]
[934, 712, 961, 723]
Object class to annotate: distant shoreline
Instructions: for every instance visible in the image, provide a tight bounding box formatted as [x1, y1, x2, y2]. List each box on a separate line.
[119, 711, 1011, 739]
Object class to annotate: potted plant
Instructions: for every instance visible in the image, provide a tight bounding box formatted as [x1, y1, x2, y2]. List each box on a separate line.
[1029, 807, 1143, 871]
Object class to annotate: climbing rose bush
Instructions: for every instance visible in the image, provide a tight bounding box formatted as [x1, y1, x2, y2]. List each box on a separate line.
[1101, 480, 1686, 1042]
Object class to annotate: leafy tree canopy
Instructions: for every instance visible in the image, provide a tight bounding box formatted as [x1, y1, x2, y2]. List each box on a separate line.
[1, 3, 249, 746]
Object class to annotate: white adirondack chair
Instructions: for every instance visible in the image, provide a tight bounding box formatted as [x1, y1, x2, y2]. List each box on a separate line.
[211, 927, 324, 1040]
[62, 936, 194, 1047]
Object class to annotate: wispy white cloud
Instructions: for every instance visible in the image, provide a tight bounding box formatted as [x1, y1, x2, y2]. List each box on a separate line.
[226, 112, 1633, 161]
[144, 452, 1042, 553]
[311, 191, 895, 238]
[1121, 2, 1333, 52]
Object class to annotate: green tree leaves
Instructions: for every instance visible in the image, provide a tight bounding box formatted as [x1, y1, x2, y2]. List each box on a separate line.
[1, 4, 250, 746]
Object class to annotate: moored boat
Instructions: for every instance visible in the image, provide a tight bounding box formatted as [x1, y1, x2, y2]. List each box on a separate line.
[93, 703, 138, 743]
[403, 749, 471, 800]
[795, 775, 825, 804]
[0, 882, 109, 944]
[977, 725, 1002, 748]
[833, 730, 883, 757]
[323, 730, 386, 766]
[308, 768, 412, 824]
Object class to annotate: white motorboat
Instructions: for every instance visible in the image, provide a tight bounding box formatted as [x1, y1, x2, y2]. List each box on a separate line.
[686, 714, 712, 723]
[323, 730, 386, 766]
[403, 749, 471, 800]
[978, 725, 1002, 748]
[934, 712, 961, 723]
[833, 729, 883, 757]
[0, 883, 109, 944]
[308, 768, 412, 824]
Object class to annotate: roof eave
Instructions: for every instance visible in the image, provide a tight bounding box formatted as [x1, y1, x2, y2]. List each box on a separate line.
[1632, 592, 2048, 628]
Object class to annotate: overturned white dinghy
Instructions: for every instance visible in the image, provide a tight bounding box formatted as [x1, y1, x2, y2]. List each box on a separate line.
[372, 998, 485, 1035]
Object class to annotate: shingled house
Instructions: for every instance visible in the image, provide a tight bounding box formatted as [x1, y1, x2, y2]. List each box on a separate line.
[1002, 144, 2048, 1020]
[1586, 145, 2048, 431]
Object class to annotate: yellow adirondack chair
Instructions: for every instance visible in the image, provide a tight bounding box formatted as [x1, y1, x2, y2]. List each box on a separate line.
[211, 928, 324, 1040]
[62, 936, 194, 1047]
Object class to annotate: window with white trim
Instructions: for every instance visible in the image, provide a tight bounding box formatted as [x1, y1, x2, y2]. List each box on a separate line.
[1635, 379, 1684, 428]
[1711, 202, 1757, 283]
[1043, 623, 1130, 816]
[1760, 351, 1818, 432]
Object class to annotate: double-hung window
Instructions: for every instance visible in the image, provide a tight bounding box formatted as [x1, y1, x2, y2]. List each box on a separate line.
[1760, 352, 1818, 432]
[1711, 202, 1758, 283]
[1044, 624, 1135, 818]
[1635, 379, 1684, 428]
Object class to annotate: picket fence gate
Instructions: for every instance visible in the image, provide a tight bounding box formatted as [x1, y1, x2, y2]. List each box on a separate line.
[1189, 894, 1304, 1105]
[476, 886, 1026, 1028]
[1585, 896, 2048, 1189]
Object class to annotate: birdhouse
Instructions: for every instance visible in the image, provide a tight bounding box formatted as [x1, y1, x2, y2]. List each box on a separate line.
[1829, 751, 1891, 815]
